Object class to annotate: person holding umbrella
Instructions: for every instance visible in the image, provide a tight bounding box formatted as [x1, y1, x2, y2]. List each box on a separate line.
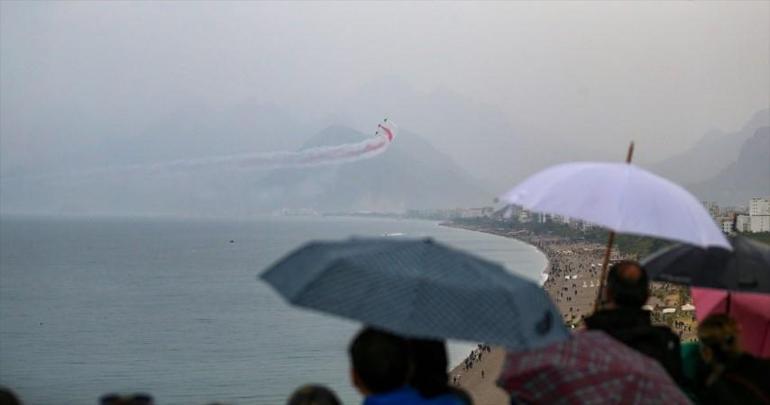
[584, 260, 685, 385]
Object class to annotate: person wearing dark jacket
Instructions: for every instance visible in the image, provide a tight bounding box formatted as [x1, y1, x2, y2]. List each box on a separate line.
[695, 314, 770, 404]
[585, 260, 684, 385]
[407, 338, 473, 405]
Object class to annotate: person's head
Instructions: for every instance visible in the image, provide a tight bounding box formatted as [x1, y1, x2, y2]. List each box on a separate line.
[287, 385, 341, 405]
[408, 338, 449, 398]
[99, 393, 153, 405]
[0, 387, 21, 405]
[605, 260, 649, 308]
[698, 314, 741, 365]
[348, 327, 410, 396]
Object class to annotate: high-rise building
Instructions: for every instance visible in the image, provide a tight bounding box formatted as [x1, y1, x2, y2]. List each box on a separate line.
[748, 197, 770, 233]
[736, 214, 751, 232]
[749, 197, 770, 216]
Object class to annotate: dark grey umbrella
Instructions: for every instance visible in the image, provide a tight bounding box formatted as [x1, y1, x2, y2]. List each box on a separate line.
[641, 235, 770, 294]
[260, 238, 569, 351]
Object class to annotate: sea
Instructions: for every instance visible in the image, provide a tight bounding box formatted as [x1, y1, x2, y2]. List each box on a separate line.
[0, 215, 546, 404]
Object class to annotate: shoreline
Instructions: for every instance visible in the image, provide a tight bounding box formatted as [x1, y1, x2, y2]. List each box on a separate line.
[441, 220, 698, 405]
[441, 221, 612, 405]
[439, 221, 551, 286]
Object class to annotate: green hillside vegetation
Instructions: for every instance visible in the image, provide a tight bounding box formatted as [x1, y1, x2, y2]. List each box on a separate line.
[740, 232, 770, 245]
[452, 217, 671, 258]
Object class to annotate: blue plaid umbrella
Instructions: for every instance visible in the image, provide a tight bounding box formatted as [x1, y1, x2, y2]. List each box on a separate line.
[260, 238, 569, 351]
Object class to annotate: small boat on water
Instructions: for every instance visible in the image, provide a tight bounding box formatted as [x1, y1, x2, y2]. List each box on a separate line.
[383, 232, 405, 237]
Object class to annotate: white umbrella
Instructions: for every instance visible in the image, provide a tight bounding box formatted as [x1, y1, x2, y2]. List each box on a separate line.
[499, 162, 730, 250]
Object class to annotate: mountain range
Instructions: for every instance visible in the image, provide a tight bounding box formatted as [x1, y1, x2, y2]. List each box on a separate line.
[0, 123, 491, 216]
[651, 108, 768, 185]
[252, 125, 491, 213]
[686, 126, 770, 205]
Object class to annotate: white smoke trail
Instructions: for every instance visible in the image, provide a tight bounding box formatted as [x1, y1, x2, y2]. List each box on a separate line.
[152, 120, 397, 173]
[2, 120, 397, 182]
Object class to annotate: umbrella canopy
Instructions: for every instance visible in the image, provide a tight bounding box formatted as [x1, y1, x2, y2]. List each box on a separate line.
[642, 235, 770, 293]
[497, 331, 690, 404]
[261, 237, 569, 351]
[500, 162, 730, 250]
[692, 287, 770, 358]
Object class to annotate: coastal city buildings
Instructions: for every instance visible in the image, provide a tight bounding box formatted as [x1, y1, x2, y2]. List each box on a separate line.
[702, 197, 770, 234]
[749, 197, 770, 233]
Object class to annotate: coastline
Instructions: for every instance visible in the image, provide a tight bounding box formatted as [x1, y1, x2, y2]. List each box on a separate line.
[440, 220, 698, 405]
[439, 221, 552, 286]
[441, 221, 610, 405]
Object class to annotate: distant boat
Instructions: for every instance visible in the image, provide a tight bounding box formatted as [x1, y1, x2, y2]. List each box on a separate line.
[383, 232, 405, 237]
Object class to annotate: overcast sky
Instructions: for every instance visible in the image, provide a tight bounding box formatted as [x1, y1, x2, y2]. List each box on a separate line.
[2, 1, 768, 173]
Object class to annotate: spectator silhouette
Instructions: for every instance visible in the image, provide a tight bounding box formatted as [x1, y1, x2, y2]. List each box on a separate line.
[408, 338, 472, 404]
[585, 260, 684, 384]
[349, 327, 418, 404]
[288, 385, 341, 405]
[350, 327, 472, 404]
[99, 393, 153, 405]
[0, 387, 20, 405]
[695, 314, 770, 404]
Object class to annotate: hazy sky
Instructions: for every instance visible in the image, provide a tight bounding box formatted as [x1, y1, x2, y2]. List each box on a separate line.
[2, 1, 769, 173]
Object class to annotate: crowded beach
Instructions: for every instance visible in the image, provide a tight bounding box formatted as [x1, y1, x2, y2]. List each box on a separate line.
[443, 223, 709, 404]
[2, 168, 768, 405]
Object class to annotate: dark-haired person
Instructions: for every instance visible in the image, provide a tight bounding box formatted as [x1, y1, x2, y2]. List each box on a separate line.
[287, 384, 341, 405]
[585, 260, 684, 384]
[696, 314, 770, 404]
[408, 338, 473, 405]
[0, 387, 21, 405]
[349, 327, 422, 404]
[99, 393, 153, 405]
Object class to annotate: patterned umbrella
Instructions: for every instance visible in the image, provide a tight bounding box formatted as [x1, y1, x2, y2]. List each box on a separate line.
[260, 237, 569, 351]
[497, 331, 690, 404]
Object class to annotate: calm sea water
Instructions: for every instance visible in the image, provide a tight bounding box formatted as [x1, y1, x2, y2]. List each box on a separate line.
[0, 215, 545, 404]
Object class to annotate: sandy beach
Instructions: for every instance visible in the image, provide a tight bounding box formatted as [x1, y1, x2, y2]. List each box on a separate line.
[444, 222, 696, 405]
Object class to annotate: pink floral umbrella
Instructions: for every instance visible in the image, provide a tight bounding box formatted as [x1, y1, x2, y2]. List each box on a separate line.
[497, 331, 690, 404]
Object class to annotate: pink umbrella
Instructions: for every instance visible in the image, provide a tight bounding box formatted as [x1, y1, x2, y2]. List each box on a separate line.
[497, 331, 690, 404]
[692, 287, 770, 358]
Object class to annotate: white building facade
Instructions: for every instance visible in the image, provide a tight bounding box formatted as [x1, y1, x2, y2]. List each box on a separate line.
[748, 197, 770, 233]
[736, 214, 751, 232]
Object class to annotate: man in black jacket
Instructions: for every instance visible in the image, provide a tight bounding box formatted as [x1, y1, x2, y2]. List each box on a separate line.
[585, 260, 684, 385]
